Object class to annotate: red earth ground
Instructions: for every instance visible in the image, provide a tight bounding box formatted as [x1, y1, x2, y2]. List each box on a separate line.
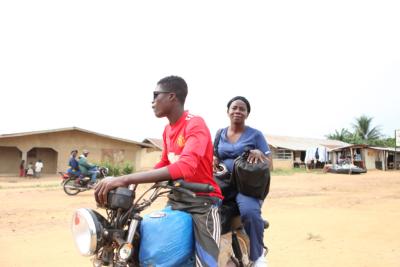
[0, 170, 399, 266]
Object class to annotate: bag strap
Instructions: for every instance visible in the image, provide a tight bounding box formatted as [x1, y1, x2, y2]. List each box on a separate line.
[213, 128, 223, 158]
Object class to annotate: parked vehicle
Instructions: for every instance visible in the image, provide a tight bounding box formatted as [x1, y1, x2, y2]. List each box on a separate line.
[60, 166, 109, 195]
[70, 178, 268, 266]
[327, 163, 367, 174]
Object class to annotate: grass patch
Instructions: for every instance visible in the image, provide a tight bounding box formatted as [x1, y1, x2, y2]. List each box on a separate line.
[271, 168, 324, 176]
[0, 182, 60, 190]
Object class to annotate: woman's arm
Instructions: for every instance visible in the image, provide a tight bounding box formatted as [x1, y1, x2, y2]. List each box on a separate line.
[247, 129, 271, 165]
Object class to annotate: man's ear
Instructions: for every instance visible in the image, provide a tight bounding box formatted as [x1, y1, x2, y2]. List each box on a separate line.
[168, 92, 177, 102]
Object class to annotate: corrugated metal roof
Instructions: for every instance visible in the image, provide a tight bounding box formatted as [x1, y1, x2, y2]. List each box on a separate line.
[265, 134, 350, 151]
[369, 146, 399, 152]
[142, 138, 163, 150]
[330, 144, 398, 152]
[0, 127, 154, 148]
[330, 144, 369, 151]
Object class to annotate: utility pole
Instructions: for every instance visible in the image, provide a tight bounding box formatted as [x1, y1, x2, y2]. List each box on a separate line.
[396, 130, 400, 170]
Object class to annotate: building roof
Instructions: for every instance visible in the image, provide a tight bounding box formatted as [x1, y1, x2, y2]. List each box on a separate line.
[329, 144, 368, 151]
[0, 127, 154, 148]
[370, 146, 399, 152]
[142, 138, 163, 150]
[266, 134, 350, 151]
[316, 144, 399, 152]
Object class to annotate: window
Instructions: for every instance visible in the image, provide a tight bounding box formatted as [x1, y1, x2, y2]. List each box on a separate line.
[273, 149, 292, 159]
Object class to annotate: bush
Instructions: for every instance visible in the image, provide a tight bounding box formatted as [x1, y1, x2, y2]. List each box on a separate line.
[122, 162, 134, 175]
[99, 161, 135, 176]
[111, 166, 121, 176]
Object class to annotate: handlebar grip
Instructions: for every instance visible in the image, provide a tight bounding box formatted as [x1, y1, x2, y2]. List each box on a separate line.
[174, 186, 196, 198]
[173, 179, 215, 193]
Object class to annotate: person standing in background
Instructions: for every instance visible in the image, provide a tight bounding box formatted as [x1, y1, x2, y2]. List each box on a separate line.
[26, 162, 34, 177]
[34, 159, 44, 178]
[19, 160, 25, 177]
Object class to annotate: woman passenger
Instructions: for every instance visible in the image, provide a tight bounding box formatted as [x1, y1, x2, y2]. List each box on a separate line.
[213, 96, 271, 266]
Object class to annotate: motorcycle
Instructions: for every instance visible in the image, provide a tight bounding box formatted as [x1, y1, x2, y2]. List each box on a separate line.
[71, 176, 268, 267]
[60, 166, 109, 196]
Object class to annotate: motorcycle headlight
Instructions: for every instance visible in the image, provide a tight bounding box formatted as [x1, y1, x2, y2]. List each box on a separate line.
[71, 208, 107, 256]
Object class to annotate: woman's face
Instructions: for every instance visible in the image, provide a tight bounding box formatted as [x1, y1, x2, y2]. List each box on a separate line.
[228, 100, 249, 124]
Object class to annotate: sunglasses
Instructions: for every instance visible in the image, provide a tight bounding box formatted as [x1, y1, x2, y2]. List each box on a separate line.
[153, 90, 172, 100]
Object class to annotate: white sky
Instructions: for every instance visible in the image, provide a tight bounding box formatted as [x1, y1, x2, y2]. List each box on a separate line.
[1, 0, 399, 142]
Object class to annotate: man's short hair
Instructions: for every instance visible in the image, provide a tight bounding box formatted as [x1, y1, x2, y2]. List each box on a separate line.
[157, 75, 188, 104]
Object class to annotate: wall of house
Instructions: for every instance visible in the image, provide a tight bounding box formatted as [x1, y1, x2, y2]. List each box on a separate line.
[270, 147, 294, 170]
[364, 149, 379, 170]
[139, 147, 162, 170]
[272, 159, 293, 170]
[0, 130, 147, 174]
[0, 146, 21, 174]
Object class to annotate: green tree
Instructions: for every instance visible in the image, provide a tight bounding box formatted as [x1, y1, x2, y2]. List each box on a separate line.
[352, 115, 381, 144]
[326, 128, 352, 142]
[368, 137, 395, 147]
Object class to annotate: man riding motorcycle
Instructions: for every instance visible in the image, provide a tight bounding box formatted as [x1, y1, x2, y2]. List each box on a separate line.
[94, 75, 223, 267]
[78, 149, 98, 187]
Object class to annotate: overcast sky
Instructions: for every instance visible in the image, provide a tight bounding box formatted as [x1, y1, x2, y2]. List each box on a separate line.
[1, 0, 399, 142]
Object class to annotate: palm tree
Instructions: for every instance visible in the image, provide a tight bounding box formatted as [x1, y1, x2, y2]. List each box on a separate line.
[326, 128, 352, 141]
[352, 115, 381, 143]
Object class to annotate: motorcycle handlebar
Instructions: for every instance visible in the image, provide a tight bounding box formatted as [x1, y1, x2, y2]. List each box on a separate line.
[173, 186, 196, 198]
[172, 179, 215, 193]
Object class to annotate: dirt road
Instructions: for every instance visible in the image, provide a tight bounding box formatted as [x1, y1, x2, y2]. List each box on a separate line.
[0, 170, 399, 266]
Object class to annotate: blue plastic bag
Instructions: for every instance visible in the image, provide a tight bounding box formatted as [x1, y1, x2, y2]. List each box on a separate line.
[139, 207, 194, 267]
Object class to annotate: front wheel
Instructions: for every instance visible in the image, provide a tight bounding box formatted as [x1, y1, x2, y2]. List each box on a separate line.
[63, 178, 80, 196]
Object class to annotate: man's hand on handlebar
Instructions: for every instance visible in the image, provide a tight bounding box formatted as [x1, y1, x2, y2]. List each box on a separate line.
[94, 176, 127, 206]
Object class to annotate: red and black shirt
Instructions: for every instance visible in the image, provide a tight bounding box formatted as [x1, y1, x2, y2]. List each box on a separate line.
[155, 111, 222, 199]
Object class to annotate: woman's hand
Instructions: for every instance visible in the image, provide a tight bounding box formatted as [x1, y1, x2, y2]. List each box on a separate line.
[213, 156, 220, 173]
[247, 149, 269, 165]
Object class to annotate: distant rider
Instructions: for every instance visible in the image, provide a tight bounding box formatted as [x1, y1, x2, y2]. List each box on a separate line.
[67, 149, 81, 182]
[78, 149, 98, 186]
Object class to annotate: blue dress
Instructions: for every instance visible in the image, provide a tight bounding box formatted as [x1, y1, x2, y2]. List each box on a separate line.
[215, 126, 270, 262]
[216, 126, 270, 173]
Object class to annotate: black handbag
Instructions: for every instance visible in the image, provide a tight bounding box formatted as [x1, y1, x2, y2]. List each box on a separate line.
[231, 150, 271, 200]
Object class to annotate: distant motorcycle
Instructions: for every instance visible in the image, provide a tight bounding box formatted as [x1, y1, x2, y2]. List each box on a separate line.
[59, 167, 109, 196]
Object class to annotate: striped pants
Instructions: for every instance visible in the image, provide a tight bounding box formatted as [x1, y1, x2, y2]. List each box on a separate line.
[192, 204, 221, 267]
